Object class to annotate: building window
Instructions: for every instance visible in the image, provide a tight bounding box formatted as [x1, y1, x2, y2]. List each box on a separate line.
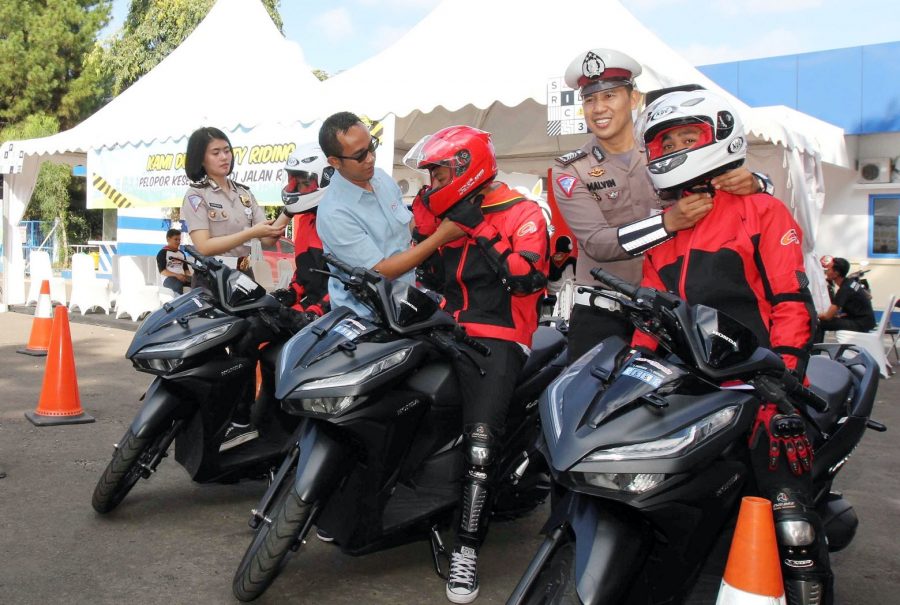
[870, 194, 900, 257]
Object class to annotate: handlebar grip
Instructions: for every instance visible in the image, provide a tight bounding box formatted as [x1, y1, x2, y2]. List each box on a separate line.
[322, 253, 355, 276]
[462, 336, 491, 357]
[789, 382, 829, 413]
[781, 371, 829, 413]
[589, 268, 638, 298]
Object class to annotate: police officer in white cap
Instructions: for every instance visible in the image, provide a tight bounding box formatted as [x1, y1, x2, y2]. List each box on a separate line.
[551, 48, 771, 362]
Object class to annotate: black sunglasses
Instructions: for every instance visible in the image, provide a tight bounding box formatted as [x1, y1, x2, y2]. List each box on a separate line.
[334, 136, 380, 163]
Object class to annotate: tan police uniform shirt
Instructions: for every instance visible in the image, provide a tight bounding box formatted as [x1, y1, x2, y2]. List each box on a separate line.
[551, 137, 666, 286]
[180, 178, 267, 257]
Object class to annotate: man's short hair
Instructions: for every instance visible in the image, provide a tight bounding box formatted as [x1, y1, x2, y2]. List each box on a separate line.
[319, 111, 363, 158]
[166, 228, 182, 239]
[832, 257, 850, 278]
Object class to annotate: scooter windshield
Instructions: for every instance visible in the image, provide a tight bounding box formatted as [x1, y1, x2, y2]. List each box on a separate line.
[691, 305, 759, 369]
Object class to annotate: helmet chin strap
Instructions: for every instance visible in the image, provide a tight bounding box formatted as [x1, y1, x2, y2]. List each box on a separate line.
[684, 181, 717, 197]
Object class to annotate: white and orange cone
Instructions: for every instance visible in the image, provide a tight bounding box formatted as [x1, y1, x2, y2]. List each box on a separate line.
[17, 279, 53, 356]
[716, 496, 786, 604]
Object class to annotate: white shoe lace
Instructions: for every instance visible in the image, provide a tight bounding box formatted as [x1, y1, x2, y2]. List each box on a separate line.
[448, 548, 478, 589]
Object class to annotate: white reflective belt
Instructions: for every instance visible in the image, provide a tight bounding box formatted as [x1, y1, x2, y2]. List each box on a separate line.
[573, 289, 621, 311]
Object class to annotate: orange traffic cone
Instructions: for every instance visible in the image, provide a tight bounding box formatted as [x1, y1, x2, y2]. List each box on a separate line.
[17, 279, 53, 356]
[716, 496, 786, 604]
[25, 306, 95, 426]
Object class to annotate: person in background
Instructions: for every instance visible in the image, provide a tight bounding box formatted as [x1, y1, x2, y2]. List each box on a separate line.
[315, 111, 460, 318]
[551, 48, 772, 363]
[273, 143, 332, 319]
[631, 89, 829, 605]
[179, 126, 290, 452]
[156, 228, 191, 296]
[815, 257, 876, 342]
[406, 126, 549, 603]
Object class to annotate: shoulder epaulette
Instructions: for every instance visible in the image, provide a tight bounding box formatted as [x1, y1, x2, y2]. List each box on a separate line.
[555, 149, 587, 166]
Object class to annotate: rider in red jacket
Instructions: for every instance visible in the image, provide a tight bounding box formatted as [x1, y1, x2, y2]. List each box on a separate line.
[405, 126, 548, 603]
[279, 144, 332, 318]
[632, 89, 828, 605]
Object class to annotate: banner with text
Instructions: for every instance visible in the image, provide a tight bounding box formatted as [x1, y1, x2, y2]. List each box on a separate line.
[87, 116, 395, 209]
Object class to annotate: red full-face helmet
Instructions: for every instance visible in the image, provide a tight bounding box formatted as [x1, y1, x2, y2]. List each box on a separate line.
[402, 125, 498, 217]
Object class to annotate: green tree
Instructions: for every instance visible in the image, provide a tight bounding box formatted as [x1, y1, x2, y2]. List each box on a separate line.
[0, 0, 112, 129]
[101, 0, 283, 96]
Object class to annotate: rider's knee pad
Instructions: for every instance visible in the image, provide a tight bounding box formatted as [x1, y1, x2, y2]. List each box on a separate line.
[464, 423, 498, 468]
[776, 519, 816, 546]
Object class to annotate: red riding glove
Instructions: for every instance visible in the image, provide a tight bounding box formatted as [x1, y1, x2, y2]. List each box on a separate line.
[748, 403, 813, 476]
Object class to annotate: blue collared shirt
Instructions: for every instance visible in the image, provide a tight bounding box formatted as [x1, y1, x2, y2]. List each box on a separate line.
[317, 167, 414, 317]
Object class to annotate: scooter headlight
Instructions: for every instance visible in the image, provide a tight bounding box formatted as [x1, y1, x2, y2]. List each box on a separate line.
[298, 396, 357, 415]
[138, 323, 233, 355]
[579, 472, 667, 494]
[583, 405, 739, 462]
[296, 348, 412, 391]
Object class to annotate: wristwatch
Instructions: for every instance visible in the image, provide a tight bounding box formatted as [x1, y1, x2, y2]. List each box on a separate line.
[752, 172, 775, 196]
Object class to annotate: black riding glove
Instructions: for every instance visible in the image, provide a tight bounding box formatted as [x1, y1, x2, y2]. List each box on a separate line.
[442, 197, 484, 231]
[272, 288, 297, 307]
[749, 403, 813, 476]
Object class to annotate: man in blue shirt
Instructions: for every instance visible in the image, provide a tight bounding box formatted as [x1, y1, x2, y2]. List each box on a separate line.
[317, 111, 461, 316]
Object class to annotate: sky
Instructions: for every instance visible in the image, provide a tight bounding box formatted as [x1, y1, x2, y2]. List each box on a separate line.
[105, 0, 899, 75]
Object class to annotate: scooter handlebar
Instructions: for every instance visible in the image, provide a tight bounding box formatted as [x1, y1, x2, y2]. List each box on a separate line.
[590, 268, 638, 299]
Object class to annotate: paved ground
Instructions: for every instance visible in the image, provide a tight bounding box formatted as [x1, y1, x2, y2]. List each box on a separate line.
[0, 311, 898, 605]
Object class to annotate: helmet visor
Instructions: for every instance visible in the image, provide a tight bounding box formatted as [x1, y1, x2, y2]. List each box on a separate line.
[402, 134, 468, 175]
[645, 120, 714, 161]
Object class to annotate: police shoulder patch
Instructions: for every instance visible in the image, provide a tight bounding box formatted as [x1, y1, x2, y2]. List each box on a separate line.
[555, 149, 587, 166]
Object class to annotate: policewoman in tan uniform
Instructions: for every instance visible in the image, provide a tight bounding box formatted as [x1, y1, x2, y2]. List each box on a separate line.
[180, 126, 288, 275]
[179, 126, 290, 451]
[551, 49, 769, 362]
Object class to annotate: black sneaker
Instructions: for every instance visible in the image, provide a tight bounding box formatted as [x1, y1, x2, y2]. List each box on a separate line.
[219, 423, 259, 452]
[446, 545, 479, 603]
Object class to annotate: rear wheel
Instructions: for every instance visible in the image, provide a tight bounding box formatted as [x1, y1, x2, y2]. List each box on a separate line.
[232, 474, 313, 602]
[91, 429, 160, 514]
[523, 539, 580, 605]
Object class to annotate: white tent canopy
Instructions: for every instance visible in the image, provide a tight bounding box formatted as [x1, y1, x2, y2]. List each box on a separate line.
[321, 0, 848, 167]
[1, 0, 323, 309]
[320, 0, 847, 308]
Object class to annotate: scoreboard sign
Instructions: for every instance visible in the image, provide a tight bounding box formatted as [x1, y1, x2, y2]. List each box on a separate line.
[546, 78, 588, 136]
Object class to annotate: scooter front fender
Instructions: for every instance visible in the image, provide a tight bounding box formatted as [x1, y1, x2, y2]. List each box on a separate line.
[130, 378, 191, 439]
[560, 492, 652, 605]
[293, 422, 352, 502]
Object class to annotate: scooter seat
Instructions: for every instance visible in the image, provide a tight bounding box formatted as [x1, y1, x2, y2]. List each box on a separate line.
[806, 354, 852, 422]
[520, 326, 566, 380]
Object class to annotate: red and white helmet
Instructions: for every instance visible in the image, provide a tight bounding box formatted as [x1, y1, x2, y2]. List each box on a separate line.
[281, 143, 333, 215]
[402, 125, 498, 217]
[635, 89, 746, 194]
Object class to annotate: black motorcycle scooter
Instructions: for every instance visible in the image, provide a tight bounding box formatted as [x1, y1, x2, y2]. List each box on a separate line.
[231, 255, 567, 601]
[91, 246, 306, 514]
[507, 268, 885, 605]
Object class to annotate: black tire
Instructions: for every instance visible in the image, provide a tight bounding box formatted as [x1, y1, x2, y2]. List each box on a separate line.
[523, 539, 580, 605]
[91, 429, 157, 514]
[232, 475, 312, 602]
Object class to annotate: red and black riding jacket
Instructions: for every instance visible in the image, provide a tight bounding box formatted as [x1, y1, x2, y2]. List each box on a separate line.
[632, 191, 815, 373]
[413, 182, 549, 348]
[288, 213, 330, 316]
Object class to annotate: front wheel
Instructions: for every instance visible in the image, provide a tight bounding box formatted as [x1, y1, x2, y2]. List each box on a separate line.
[92, 429, 158, 513]
[232, 475, 313, 602]
[523, 539, 580, 605]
